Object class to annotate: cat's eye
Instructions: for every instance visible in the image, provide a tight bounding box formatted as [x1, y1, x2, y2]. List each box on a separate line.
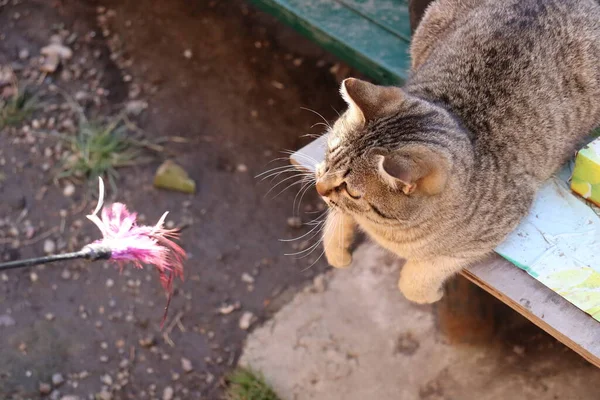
[338, 182, 361, 200]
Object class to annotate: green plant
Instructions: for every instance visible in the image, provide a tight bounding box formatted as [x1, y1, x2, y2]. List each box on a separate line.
[0, 85, 37, 129]
[57, 116, 150, 189]
[224, 368, 281, 400]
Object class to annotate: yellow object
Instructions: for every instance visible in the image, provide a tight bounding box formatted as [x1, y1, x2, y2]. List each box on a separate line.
[153, 160, 196, 194]
[571, 138, 600, 206]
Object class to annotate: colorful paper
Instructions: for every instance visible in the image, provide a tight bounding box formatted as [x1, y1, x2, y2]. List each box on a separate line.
[497, 163, 600, 321]
[571, 138, 600, 206]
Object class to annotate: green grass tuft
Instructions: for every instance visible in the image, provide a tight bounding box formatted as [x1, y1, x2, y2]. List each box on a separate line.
[0, 85, 37, 129]
[224, 368, 281, 400]
[57, 116, 150, 189]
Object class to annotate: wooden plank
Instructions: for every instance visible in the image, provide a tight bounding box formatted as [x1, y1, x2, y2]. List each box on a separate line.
[464, 257, 600, 368]
[248, 0, 411, 84]
[290, 136, 600, 368]
[336, 0, 412, 42]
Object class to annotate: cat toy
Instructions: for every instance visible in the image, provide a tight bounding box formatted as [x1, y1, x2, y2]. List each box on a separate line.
[0, 178, 186, 325]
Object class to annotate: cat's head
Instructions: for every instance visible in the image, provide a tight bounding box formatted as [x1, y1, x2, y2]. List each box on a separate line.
[315, 78, 460, 225]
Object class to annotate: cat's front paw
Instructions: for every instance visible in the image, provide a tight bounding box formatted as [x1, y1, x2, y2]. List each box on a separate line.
[398, 279, 443, 304]
[325, 248, 352, 269]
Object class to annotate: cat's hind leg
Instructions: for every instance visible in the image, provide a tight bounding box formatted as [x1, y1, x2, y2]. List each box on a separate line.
[323, 211, 356, 268]
[398, 257, 465, 304]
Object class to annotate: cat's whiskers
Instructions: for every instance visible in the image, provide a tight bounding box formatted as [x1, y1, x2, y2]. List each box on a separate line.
[257, 168, 300, 183]
[264, 171, 312, 192]
[293, 177, 317, 215]
[300, 106, 332, 130]
[284, 209, 334, 257]
[255, 164, 299, 179]
[279, 218, 325, 243]
[270, 175, 315, 200]
[300, 209, 339, 271]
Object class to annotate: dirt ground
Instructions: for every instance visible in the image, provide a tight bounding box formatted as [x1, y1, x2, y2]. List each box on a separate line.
[0, 1, 349, 398]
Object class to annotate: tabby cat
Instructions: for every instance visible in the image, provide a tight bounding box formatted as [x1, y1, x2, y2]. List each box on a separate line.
[315, 0, 600, 303]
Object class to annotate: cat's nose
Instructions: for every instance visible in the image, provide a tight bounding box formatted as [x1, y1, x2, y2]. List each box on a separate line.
[316, 180, 332, 197]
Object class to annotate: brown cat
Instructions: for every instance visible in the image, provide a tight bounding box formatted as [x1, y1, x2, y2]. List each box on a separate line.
[315, 0, 600, 303]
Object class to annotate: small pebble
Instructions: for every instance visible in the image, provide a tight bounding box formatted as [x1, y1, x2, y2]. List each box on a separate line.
[45, 313, 55, 321]
[52, 373, 65, 387]
[271, 80, 285, 90]
[106, 278, 114, 288]
[139, 335, 155, 348]
[30, 272, 39, 283]
[181, 358, 193, 373]
[236, 163, 248, 173]
[162, 386, 174, 400]
[63, 183, 75, 197]
[241, 273, 254, 284]
[100, 374, 113, 386]
[183, 49, 193, 59]
[96, 390, 112, 400]
[286, 216, 302, 229]
[19, 48, 30, 60]
[239, 311, 254, 330]
[43, 239, 56, 254]
[61, 269, 71, 280]
[39, 382, 52, 395]
[218, 303, 237, 315]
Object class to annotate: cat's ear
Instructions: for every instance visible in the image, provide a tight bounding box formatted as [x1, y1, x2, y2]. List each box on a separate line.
[341, 78, 404, 123]
[376, 149, 449, 196]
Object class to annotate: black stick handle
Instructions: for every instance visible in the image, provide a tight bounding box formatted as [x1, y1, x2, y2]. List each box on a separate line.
[0, 244, 112, 271]
[0, 251, 88, 271]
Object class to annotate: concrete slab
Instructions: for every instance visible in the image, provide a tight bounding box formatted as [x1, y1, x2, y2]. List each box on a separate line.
[240, 243, 600, 400]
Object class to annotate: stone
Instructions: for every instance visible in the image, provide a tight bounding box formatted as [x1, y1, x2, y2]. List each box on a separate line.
[40, 53, 59, 73]
[162, 386, 174, 400]
[19, 49, 29, 60]
[218, 303, 238, 315]
[241, 273, 255, 284]
[181, 358, 193, 373]
[100, 374, 113, 386]
[96, 390, 112, 400]
[125, 100, 148, 116]
[52, 373, 65, 387]
[236, 163, 248, 173]
[43, 239, 56, 254]
[41, 43, 73, 60]
[239, 311, 254, 330]
[39, 382, 52, 395]
[139, 335, 155, 348]
[286, 216, 302, 229]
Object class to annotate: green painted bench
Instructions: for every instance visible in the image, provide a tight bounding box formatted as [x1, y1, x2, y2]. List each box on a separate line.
[250, 0, 600, 367]
[249, 0, 412, 84]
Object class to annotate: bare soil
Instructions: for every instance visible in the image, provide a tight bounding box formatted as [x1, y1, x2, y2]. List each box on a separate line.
[0, 1, 349, 398]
